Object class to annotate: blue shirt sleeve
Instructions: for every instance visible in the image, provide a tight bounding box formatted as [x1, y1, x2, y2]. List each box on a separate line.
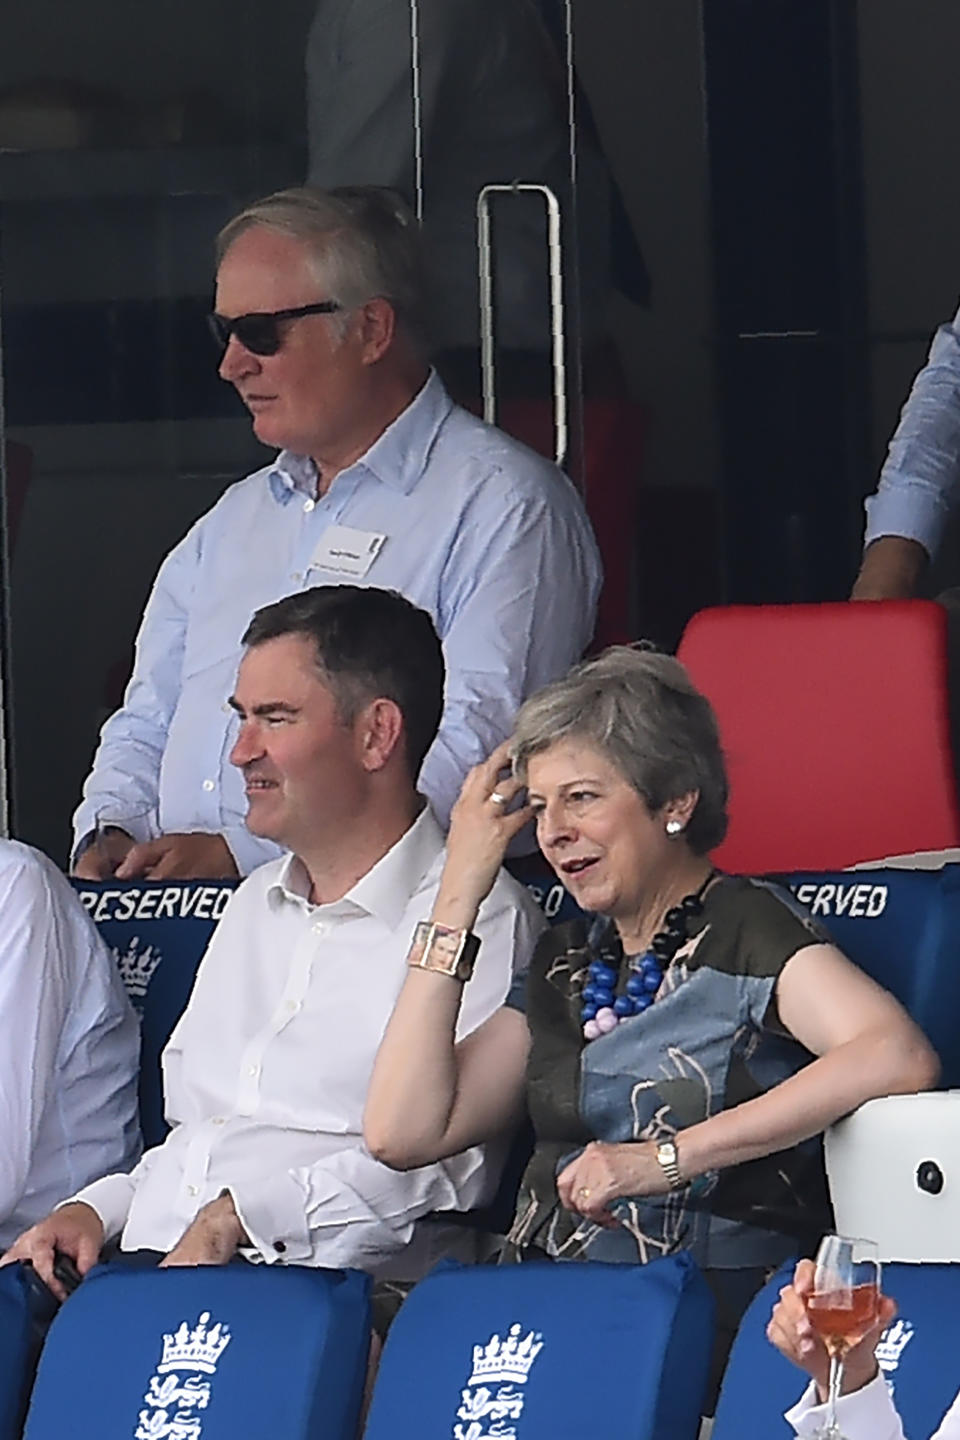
[418, 480, 601, 826]
[864, 301, 960, 557]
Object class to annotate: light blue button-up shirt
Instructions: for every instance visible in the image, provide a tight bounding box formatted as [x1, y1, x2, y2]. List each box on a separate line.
[865, 300, 960, 557]
[73, 372, 602, 874]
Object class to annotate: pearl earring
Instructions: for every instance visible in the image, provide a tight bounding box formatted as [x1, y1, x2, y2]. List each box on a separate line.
[665, 819, 684, 836]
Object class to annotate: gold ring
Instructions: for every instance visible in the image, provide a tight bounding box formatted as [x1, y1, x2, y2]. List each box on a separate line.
[490, 791, 507, 807]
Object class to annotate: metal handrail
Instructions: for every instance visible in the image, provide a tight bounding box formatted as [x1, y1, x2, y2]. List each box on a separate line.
[477, 182, 568, 469]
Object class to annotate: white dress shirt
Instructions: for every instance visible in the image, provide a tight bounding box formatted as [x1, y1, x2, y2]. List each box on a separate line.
[0, 840, 140, 1250]
[787, 1373, 960, 1440]
[73, 808, 543, 1274]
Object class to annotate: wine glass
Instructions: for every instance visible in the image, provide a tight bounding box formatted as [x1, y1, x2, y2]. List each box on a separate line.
[805, 1234, 881, 1439]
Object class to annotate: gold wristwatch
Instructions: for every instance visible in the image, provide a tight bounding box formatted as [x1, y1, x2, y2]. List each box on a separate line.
[655, 1139, 684, 1190]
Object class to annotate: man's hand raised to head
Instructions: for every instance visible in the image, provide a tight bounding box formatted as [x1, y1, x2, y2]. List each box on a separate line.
[114, 834, 239, 882]
[0, 1202, 105, 1302]
[160, 1194, 248, 1268]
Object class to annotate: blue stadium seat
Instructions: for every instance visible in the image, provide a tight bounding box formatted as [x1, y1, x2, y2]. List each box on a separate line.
[0, 1263, 53, 1440]
[364, 1253, 714, 1440]
[70, 878, 238, 1146]
[22, 1261, 370, 1440]
[780, 864, 960, 1086]
[713, 1259, 960, 1440]
[505, 852, 583, 926]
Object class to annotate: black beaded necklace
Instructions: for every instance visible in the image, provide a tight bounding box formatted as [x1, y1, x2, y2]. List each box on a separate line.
[580, 869, 718, 1041]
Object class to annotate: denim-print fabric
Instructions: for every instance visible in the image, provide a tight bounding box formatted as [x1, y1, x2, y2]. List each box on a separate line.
[503, 875, 833, 1270]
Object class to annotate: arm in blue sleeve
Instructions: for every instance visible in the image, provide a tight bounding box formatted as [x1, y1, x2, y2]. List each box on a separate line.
[72, 527, 199, 856]
[0, 858, 70, 1231]
[419, 476, 602, 825]
[865, 303, 960, 557]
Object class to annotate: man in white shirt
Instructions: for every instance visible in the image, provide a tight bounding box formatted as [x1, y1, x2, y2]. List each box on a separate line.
[771, 1259, 960, 1439]
[0, 841, 140, 1251]
[3, 585, 541, 1293]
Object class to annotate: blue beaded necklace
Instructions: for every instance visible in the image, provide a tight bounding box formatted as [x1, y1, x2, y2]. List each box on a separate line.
[581, 870, 717, 1041]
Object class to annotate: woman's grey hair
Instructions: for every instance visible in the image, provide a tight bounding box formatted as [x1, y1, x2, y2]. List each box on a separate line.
[216, 185, 428, 348]
[510, 646, 729, 855]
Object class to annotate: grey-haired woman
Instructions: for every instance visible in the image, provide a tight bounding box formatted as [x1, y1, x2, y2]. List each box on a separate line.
[366, 647, 937, 1378]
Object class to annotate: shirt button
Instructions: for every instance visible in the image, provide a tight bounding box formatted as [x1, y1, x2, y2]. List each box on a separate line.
[212, 1116, 225, 1125]
[188, 1185, 199, 1197]
[248, 1064, 259, 1077]
[291, 571, 303, 582]
[312, 921, 326, 936]
[202, 779, 215, 792]
[287, 1000, 301, 1014]
[274, 1240, 287, 1255]
[303, 498, 315, 513]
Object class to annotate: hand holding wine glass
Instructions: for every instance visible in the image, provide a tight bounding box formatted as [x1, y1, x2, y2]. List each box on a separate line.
[767, 1258, 895, 1401]
[805, 1235, 883, 1439]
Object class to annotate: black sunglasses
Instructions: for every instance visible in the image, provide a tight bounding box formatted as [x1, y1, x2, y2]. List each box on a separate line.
[207, 301, 342, 357]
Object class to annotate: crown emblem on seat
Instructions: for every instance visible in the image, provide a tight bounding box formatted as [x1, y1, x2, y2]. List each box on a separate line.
[113, 937, 163, 1003]
[876, 1318, 914, 1372]
[467, 1323, 544, 1388]
[158, 1312, 231, 1375]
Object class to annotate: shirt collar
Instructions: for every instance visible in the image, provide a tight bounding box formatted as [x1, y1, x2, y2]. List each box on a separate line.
[267, 805, 445, 930]
[266, 369, 452, 505]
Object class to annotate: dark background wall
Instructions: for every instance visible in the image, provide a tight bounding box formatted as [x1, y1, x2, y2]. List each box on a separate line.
[1, 0, 959, 860]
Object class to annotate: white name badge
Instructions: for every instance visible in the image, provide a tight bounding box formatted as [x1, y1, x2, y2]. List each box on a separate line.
[309, 525, 387, 578]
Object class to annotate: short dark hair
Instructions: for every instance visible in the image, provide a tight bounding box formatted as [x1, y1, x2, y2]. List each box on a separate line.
[242, 586, 445, 784]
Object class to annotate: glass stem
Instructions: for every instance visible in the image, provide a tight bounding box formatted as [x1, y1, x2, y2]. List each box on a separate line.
[826, 1352, 844, 1436]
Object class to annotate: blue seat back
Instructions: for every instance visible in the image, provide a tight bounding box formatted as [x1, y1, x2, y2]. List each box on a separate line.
[70, 878, 239, 1146]
[781, 865, 960, 1086]
[711, 1261, 801, 1440]
[506, 852, 583, 926]
[364, 1254, 714, 1440]
[23, 1262, 370, 1440]
[714, 1260, 960, 1440]
[0, 1264, 49, 1440]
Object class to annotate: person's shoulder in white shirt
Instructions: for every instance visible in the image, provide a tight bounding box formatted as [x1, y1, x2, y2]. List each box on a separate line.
[0, 839, 140, 1249]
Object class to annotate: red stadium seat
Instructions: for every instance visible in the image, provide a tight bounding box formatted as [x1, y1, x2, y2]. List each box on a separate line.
[677, 601, 960, 873]
[496, 395, 643, 650]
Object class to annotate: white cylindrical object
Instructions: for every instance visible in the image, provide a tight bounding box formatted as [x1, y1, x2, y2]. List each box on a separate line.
[826, 1094, 960, 1262]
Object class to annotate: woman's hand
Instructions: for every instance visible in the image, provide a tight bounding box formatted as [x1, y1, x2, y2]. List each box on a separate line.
[433, 741, 533, 929]
[556, 1140, 672, 1226]
[766, 1259, 896, 1400]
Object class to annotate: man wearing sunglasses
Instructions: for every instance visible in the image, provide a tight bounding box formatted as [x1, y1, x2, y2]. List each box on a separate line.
[72, 185, 601, 881]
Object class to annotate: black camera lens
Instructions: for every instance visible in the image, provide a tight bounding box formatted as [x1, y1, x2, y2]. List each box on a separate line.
[916, 1160, 945, 1195]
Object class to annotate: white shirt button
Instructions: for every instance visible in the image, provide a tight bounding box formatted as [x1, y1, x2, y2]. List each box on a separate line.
[303, 498, 315, 513]
[312, 921, 326, 936]
[248, 1064, 259, 1077]
[202, 779, 215, 792]
[287, 1000, 301, 1014]
[187, 1184, 199, 1197]
[291, 571, 303, 582]
[212, 1116, 225, 1126]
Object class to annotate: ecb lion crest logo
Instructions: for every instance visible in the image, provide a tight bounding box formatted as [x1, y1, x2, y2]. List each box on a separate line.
[453, 1322, 545, 1439]
[133, 1311, 231, 1440]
